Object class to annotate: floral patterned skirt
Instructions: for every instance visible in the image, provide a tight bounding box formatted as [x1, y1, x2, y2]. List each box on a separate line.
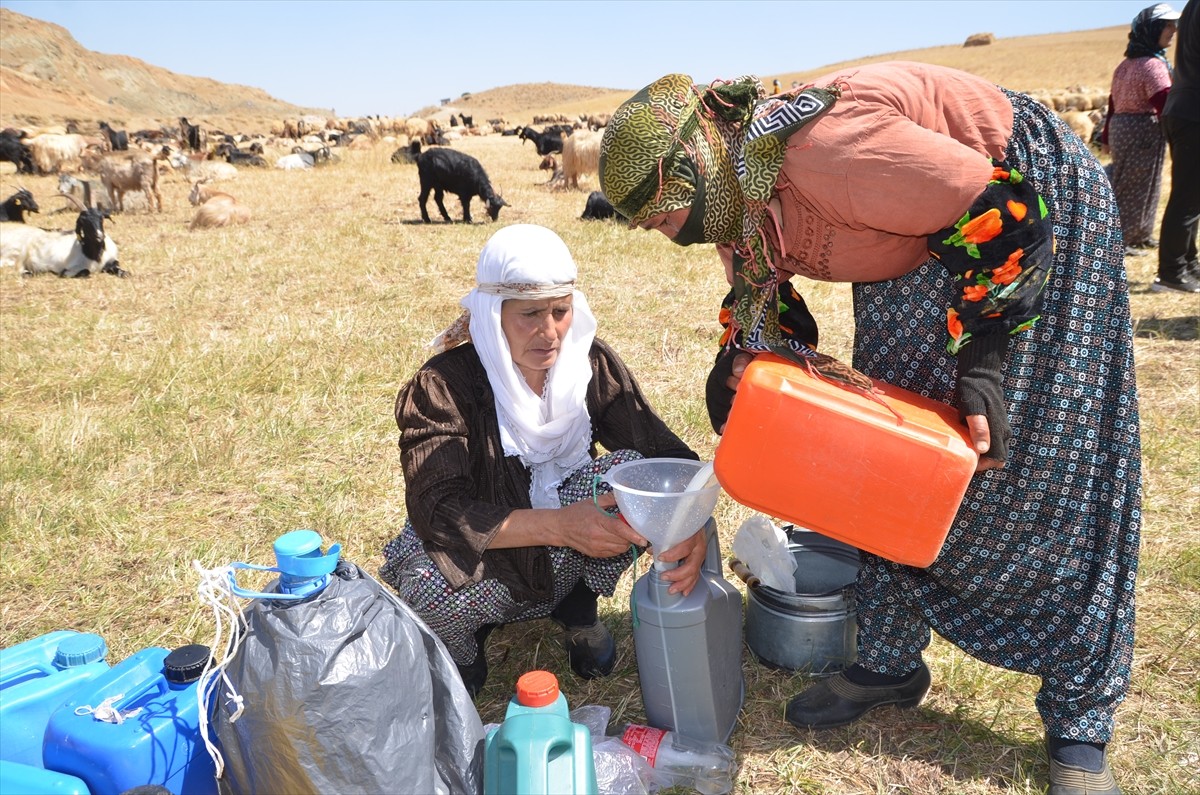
[848, 89, 1141, 742]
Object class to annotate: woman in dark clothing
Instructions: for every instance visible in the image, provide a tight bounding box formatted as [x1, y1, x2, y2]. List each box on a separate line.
[1157, 0, 1200, 292]
[380, 224, 706, 698]
[1103, 3, 1181, 256]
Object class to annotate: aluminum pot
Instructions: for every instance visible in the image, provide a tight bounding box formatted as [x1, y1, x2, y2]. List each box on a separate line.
[740, 527, 860, 676]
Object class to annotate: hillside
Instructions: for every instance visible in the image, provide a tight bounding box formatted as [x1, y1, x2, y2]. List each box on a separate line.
[0, 7, 1128, 134]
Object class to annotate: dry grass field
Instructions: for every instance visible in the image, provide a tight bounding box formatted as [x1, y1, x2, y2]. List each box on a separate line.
[1, 130, 1196, 794]
[1, 14, 1198, 795]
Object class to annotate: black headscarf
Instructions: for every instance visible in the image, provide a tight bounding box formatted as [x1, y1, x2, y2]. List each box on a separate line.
[1126, 5, 1174, 66]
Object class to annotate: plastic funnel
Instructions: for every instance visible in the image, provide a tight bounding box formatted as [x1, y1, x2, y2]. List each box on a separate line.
[604, 458, 721, 563]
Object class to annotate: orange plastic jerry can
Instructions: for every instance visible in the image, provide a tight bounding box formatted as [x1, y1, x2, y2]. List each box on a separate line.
[713, 354, 979, 567]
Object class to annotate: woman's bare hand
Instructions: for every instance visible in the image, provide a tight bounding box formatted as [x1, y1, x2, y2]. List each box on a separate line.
[558, 496, 648, 558]
[654, 528, 708, 596]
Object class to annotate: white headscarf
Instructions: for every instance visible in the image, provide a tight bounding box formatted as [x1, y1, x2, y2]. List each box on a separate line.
[430, 224, 598, 508]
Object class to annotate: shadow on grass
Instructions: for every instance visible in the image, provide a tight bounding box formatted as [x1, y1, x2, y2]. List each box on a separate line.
[1133, 315, 1200, 341]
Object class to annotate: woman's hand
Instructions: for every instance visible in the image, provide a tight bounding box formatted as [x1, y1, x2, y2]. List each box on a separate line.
[654, 528, 708, 596]
[965, 414, 1007, 473]
[558, 495, 649, 558]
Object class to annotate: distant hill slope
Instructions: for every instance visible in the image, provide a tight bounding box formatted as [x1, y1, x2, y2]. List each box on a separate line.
[0, 7, 1127, 134]
[0, 8, 328, 131]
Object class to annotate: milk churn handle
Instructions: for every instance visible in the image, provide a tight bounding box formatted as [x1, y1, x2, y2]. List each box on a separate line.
[727, 557, 762, 589]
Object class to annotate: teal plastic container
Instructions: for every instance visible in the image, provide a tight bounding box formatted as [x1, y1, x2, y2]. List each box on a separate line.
[483, 670, 598, 795]
[0, 759, 89, 795]
[42, 644, 218, 795]
[0, 630, 109, 767]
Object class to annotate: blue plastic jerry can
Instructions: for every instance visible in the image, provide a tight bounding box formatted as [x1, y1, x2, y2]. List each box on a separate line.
[0, 759, 90, 795]
[0, 630, 109, 767]
[42, 644, 218, 795]
[484, 670, 598, 795]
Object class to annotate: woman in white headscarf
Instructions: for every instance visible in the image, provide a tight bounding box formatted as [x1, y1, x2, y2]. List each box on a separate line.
[381, 224, 707, 697]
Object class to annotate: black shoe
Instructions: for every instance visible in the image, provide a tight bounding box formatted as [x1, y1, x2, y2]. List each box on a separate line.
[784, 663, 931, 730]
[1150, 274, 1200, 293]
[456, 624, 496, 699]
[1047, 757, 1120, 795]
[557, 620, 616, 679]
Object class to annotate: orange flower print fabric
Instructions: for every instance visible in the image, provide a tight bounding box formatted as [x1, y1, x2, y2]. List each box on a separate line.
[928, 161, 1053, 354]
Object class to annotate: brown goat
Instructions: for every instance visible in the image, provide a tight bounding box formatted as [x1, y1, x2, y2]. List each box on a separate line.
[98, 148, 166, 212]
[189, 181, 250, 229]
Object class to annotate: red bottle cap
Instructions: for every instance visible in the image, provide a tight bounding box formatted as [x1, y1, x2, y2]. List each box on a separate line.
[515, 670, 560, 707]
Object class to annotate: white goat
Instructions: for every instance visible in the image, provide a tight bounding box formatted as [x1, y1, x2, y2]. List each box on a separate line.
[274, 151, 314, 170]
[169, 151, 239, 183]
[25, 133, 88, 174]
[560, 130, 602, 190]
[0, 223, 122, 277]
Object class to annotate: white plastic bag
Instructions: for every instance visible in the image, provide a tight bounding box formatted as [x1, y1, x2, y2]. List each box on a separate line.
[732, 515, 797, 592]
[569, 705, 652, 795]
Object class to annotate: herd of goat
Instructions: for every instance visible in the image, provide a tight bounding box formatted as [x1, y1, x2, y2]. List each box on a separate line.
[0, 115, 619, 278]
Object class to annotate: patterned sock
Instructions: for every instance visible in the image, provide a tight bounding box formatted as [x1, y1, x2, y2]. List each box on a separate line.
[1048, 736, 1106, 772]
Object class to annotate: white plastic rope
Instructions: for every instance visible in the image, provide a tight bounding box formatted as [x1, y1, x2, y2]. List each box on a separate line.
[74, 693, 142, 724]
[193, 560, 251, 779]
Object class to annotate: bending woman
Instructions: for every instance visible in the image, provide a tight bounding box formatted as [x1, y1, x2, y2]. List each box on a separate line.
[599, 62, 1140, 795]
[380, 223, 706, 698]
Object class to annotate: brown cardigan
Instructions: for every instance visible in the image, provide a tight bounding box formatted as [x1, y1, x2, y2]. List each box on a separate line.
[395, 338, 697, 602]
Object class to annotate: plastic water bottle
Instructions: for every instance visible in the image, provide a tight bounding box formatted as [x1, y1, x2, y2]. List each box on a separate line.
[618, 723, 736, 795]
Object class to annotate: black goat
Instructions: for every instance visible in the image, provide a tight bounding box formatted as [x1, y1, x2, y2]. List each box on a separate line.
[518, 126, 568, 156]
[391, 140, 421, 164]
[416, 148, 507, 224]
[580, 191, 618, 221]
[0, 131, 35, 174]
[0, 188, 39, 222]
[179, 117, 203, 152]
[214, 143, 266, 167]
[98, 121, 129, 151]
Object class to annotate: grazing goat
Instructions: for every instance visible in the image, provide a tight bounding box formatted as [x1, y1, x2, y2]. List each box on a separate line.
[416, 148, 507, 224]
[188, 181, 250, 229]
[560, 130, 602, 190]
[1, 200, 124, 277]
[391, 140, 421, 164]
[0, 131, 35, 174]
[580, 191, 618, 221]
[0, 188, 39, 222]
[98, 149, 166, 212]
[98, 121, 129, 151]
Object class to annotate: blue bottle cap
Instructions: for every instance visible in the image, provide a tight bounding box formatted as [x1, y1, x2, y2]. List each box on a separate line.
[273, 529, 341, 579]
[54, 633, 107, 668]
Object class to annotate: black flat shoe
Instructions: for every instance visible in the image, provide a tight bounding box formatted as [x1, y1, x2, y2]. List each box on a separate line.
[785, 663, 931, 730]
[1047, 757, 1120, 795]
[557, 619, 616, 679]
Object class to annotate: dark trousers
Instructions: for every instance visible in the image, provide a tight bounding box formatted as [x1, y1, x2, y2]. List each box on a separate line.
[1158, 115, 1200, 280]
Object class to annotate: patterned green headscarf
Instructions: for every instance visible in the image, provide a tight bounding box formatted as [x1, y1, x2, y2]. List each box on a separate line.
[600, 74, 880, 396]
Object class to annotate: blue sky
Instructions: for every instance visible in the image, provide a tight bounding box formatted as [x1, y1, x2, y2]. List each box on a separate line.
[1, 0, 1174, 117]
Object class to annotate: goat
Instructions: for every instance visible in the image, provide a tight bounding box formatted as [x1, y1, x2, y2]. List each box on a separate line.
[416, 147, 507, 224]
[0, 188, 39, 222]
[179, 117, 204, 152]
[518, 126, 567, 156]
[188, 181, 250, 229]
[25, 133, 88, 174]
[97, 121, 129, 151]
[275, 152, 314, 171]
[390, 140, 421, 164]
[168, 151, 239, 183]
[57, 174, 115, 214]
[214, 143, 267, 167]
[98, 148, 166, 212]
[1, 196, 124, 277]
[0, 131, 35, 174]
[560, 130, 602, 190]
[580, 191, 618, 221]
